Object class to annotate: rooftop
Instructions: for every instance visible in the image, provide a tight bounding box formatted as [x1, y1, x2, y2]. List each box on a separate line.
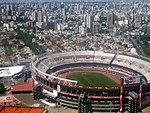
[0, 106, 45, 113]
[9, 79, 33, 93]
[0, 66, 24, 78]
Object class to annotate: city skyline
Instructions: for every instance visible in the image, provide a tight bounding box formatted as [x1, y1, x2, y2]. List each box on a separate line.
[1, 0, 150, 3]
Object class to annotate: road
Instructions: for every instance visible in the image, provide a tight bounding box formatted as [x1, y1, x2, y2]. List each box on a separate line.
[129, 36, 145, 56]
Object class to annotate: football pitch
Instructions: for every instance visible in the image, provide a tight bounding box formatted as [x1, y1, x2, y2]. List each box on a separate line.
[66, 72, 119, 87]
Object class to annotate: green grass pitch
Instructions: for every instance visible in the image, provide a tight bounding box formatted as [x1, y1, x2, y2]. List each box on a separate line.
[66, 72, 119, 87]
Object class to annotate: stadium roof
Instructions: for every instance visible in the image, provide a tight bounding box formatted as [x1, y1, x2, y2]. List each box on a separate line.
[0, 66, 24, 78]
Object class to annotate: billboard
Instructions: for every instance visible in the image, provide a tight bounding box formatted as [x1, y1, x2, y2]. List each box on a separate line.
[123, 76, 141, 85]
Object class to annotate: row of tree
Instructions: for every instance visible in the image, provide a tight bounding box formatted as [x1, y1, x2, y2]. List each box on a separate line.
[140, 34, 150, 56]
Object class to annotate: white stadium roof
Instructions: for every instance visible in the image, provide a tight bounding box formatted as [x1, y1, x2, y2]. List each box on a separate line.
[0, 66, 24, 78]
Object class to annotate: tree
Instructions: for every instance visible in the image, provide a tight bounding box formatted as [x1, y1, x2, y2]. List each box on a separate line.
[99, 16, 107, 23]
[1, 39, 13, 56]
[0, 83, 5, 93]
[18, 44, 25, 49]
[144, 48, 150, 56]
[123, 44, 128, 48]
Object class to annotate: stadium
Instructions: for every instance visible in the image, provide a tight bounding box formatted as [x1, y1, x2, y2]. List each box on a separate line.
[32, 51, 150, 112]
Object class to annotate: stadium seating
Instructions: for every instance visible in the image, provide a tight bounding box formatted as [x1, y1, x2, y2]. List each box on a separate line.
[33, 51, 150, 84]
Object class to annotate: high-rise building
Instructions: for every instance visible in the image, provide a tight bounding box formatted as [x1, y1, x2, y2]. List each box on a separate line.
[60, 2, 64, 9]
[5, 4, 10, 15]
[10, 4, 15, 16]
[86, 14, 94, 32]
[94, 15, 99, 22]
[77, 4, 80, 14]
[79, 25, 86, 35]
[80, 15, 86, 23]
[135, 14, 142, 28]
[60, 2, 66, 20]
[32, 10, 37, 21]
[107, 11, 115, 32]
[62, 8, 66, 19]
[48, 3, 51, 9]
[48, 20, 57, 30]
[0, 5, 5, 14]
[43, 15, 48, 23]
[38, 10, 43, 23]
[92, 22, 101, 33]
[18, 5, 23, 16]
[38, 0, 42, 9]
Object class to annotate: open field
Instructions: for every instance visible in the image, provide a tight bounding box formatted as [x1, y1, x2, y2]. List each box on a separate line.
[66, 72, 119, 87]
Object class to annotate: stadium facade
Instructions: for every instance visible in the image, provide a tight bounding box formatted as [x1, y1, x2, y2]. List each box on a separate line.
[32, 51, 150, 112]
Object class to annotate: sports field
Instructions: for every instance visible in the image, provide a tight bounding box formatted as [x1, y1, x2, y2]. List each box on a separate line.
[66, 72, 119, 87]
